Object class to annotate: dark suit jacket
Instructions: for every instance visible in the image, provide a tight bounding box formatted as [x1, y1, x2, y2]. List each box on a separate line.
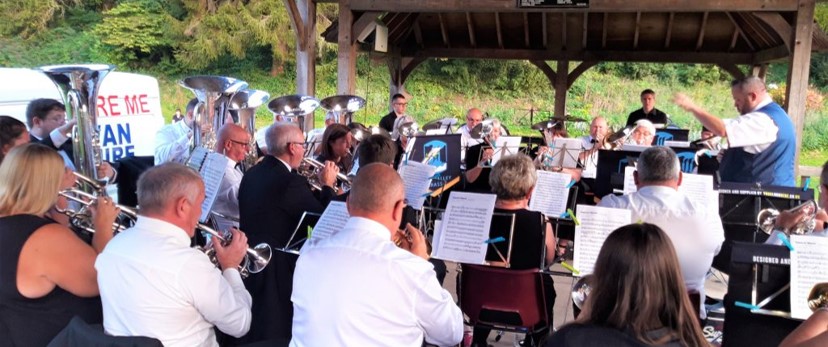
[236, 155, 335, 343]
[32, 133, 74, 163]
[379, 111, 397, 133]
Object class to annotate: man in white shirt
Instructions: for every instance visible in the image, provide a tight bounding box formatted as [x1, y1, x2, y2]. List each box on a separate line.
[211, 123, 250, 233]
[598, 146, 724, 317]
[291, 163, 464, 347]
[154, 98, 198, 165]
[458, 108, 485, 152]
[674, 77, 796, 186]
[579, 116, 608, 179]
[96, 163, 252, 347]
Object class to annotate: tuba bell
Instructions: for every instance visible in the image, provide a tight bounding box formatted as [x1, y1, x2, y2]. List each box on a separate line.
[757, 200, 818, 236]
[179, 76, 249, 151]
[571, 275, 594, 310]
[38, 64, 114, 183]
[228, 89, 270, 169]
[808, 282, 828, 312]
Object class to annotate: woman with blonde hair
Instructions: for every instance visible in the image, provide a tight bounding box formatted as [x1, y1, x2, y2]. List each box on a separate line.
[0, 143, 119, 346]
[548, 223, 708, 347]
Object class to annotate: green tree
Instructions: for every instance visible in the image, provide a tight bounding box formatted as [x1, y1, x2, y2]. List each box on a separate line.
[0, 0, 78, 38]
[92, 0, 182, 67]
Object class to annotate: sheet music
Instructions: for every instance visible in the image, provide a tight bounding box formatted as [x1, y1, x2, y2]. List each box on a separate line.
[398, 161, 437, 209]
[186, 147, 209, 171]
[790, 235, 828, 320]
[573, 205, 631, 276]
[664, 140, 691, 148]
[491, 136, 522, 165]
[551, 138, 583, 169]
[198, 152, 228, 222]
[529, 170, 572, 217]
[622, 166, 637, 194]
[308, 201, 350, 242]
[622, 169, 717, 215]
[432, 192, 497, 264]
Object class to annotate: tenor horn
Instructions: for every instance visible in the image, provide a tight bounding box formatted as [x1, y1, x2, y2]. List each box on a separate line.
[757, 200, 818, 236]
[38, 64, 114, 183]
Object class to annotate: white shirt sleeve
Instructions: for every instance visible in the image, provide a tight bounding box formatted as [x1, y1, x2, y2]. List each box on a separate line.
[179, 255, 252, 338]
[155, 122, 192, 165]
[49, 128, 70, 147]
[724, 113, 778, 154]
[412, 268, 464, 346]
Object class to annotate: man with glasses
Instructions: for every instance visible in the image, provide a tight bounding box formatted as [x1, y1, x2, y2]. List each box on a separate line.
[234, 122, 338, 345]
[379, 94, 409, 135]
[457, 108, 486, 167]
[211, 123, 252, 233]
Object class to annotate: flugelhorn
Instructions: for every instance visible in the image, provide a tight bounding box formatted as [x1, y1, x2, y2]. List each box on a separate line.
[297, 157, 352, 192]
[757, 200, 818, 235]
[808, 282, 828, 311]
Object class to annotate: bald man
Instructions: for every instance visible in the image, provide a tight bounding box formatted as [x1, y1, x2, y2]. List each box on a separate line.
[458, 108, 485, 151]
[579, 117, 608, 179]
[211, 124, 251, 233]
[290, 163, 463, 347]
[675, 77, 795, 186]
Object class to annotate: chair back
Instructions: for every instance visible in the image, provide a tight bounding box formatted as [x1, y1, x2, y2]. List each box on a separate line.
[459, 264, 548, 330]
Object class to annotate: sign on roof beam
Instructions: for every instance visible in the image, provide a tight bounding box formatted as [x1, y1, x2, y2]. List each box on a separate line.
[348, 0, 797, 13]
[518, 0, 588, 8]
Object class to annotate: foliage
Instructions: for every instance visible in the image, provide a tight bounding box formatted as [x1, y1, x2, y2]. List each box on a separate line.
[0, 0, 66, 39]
[92, 0, 181, 67]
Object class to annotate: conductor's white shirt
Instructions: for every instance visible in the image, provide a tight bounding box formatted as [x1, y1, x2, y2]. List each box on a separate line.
[96, 216, 252, 347]
[211, 157, 243, 233]
[723, 95, 778, 154]
[290, 217, 463, 347]
[598, 186, 725, 317]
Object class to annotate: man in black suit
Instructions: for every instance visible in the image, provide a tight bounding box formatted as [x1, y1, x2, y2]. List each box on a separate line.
[26, 98, 118, 181]
[378, 93, 407, 135]
[235, 122, 338, 344]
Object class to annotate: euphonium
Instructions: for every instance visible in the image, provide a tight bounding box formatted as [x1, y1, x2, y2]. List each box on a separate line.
[297, 157, 352, 192]
[179, 76, 249, 151]
[757, 200, 818, 235]
[38, 64, 114, 183]
[228, 89, 270, 169]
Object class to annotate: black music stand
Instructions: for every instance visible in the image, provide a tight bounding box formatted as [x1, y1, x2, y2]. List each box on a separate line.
[279, 211, 322, 254]
[722, 242, 801, 347]
[651, 128, 690, 146]
[593, 147, 708, 199]
[714, 182, 815, 272]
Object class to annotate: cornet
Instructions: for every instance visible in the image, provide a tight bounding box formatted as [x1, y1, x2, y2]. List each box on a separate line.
[757, 200, 818, 236]
[297, 157, 352, 192]
[808, 282, 828, 311]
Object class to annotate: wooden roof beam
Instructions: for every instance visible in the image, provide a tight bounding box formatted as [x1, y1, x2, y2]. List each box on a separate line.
[413, 21, 424, 48]
[725, 12, 756, 51]
[582, 13, 588, 48]
[349, 0, 798, 13]
[633, 12, 641, 49]
[466, 12, 477, 48]
[495, 12, 504, 49]
[754, 12, 793, 49]
[524, 13, 530, 48]
[283, 0, 306, 47]
[562, 13, 568, 50]
[664, 12, 674, 48]
[567, 61, 597, 88]
[542, 13, 548, 49]
[602, 13, 608, 48]
[739, 12, 774, 47]
[717, 63, 746, 80]
[438, 13, 451, 48]
[696, 12, 709, 50]
[729, 27, 740, 51]
[353, 12, 381, 45]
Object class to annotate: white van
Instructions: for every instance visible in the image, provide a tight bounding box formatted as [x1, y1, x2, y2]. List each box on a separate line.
[0, 67, 164, 162]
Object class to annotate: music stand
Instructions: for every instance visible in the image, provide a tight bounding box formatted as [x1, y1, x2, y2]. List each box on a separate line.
[651, 128, 690, 146]
[431, 212, 517, 268]
[593, 147, 706, 199]
[279, 211, 322, 254]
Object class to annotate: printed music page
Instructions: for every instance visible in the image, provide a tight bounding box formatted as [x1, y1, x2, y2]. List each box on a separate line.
[573, 205, 631, 276]
[622, 166, 637, 195]
[790, 235, 828, 320]
[198, 152, 228, 222]
[491, 136, 522, 165]
[398, 161, 437, 209]
[529, 170, 572, 218]
[677, 173, 718, 215]
[308, 201, 350, 243]
[552, 138, 583, 169]
[432, 192, 497, 264]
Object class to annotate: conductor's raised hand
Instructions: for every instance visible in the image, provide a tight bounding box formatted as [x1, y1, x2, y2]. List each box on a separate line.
[214, 228, 248, 272]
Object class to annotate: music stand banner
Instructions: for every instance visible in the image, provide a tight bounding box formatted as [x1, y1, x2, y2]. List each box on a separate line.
[409, 134, 462, 191]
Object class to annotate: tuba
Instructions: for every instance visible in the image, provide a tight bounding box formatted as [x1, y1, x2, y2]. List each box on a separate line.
[757, 200, 818, 236]
[179, 76, 249, 151]
[38, 64, 114, 183]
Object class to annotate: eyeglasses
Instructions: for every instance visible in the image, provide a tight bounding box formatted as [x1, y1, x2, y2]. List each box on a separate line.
[290, 142, 307, 148]
[229, 139, 250, 147]
[393, 102, 408, 106]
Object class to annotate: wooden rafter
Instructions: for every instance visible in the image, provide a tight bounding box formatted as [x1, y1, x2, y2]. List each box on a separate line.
[562, 13, 568, 50]
[495, 12, 504, 48]
[696, 12, 709, 50]
[729, 27, 740, 51]
[529, 60, 557, 84]
[754, 12, 793, 49]
[353, 12, 381, 45]
[524, 13, 530, 48]
[725, 12, 756, 51]
[386, 13, 412, 43]
[567, 61, 598, 88]
[582, 13, 588, 48]
[542, 13, 548, 49]
[738, 12, 774, 48]
[602, 13, 608, 48]
[413, 21, 424, 48]
[283, 0, 306, 47]
[438, 13, 451, 48]
[466, 12, 477, 47]
[349, 0, 798, 13]
[633, 12, 641, 49]
[664, 12, 674, 48]
[716, 63, 746, 79]
[388, 13, 418, 44]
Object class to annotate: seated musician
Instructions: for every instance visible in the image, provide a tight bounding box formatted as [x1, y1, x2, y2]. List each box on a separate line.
[315, 123, 354, 177]
[0, 143, 118, 346]
[462, 118, 503, 193]
[0, 115, 30, 163]
[96, 163, 252, 346]
[154, 98, 198, 165]
[626, 119, 656, 146]
[768, 160, 828, 242]
[237, 122, 338, 344]
[533, 124, 583, 181]
[211, 123, 250, 233]
[598, 146, 725, 318]
[548, 223, 707, 347]
[471, 154, 557, 347]
[291, 163, 463, 347]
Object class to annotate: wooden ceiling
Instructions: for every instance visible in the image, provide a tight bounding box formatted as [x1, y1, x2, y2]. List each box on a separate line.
[323, 0, 828, 65]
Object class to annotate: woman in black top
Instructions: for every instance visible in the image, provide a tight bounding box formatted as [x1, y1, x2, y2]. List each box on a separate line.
[315, 123, 354, 175]
[548, 224, 708, 347]
[0, 144, 119, 346]
[471, 154, 557, 347]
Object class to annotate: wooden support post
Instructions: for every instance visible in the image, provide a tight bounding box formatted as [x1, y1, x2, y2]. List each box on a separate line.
[785, 0, 815, 173]
[554, 60, 569, 118]
[337, 0, 357, 95]
[288, 0, 317, 130]
[388, 55, 424, 106]
[751, 64, 768, 80]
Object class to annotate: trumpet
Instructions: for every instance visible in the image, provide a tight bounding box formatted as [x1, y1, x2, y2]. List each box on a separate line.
[297, 157, 352, 192]
[196, 223, 272, 279]
[757, 200, 818, 236]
